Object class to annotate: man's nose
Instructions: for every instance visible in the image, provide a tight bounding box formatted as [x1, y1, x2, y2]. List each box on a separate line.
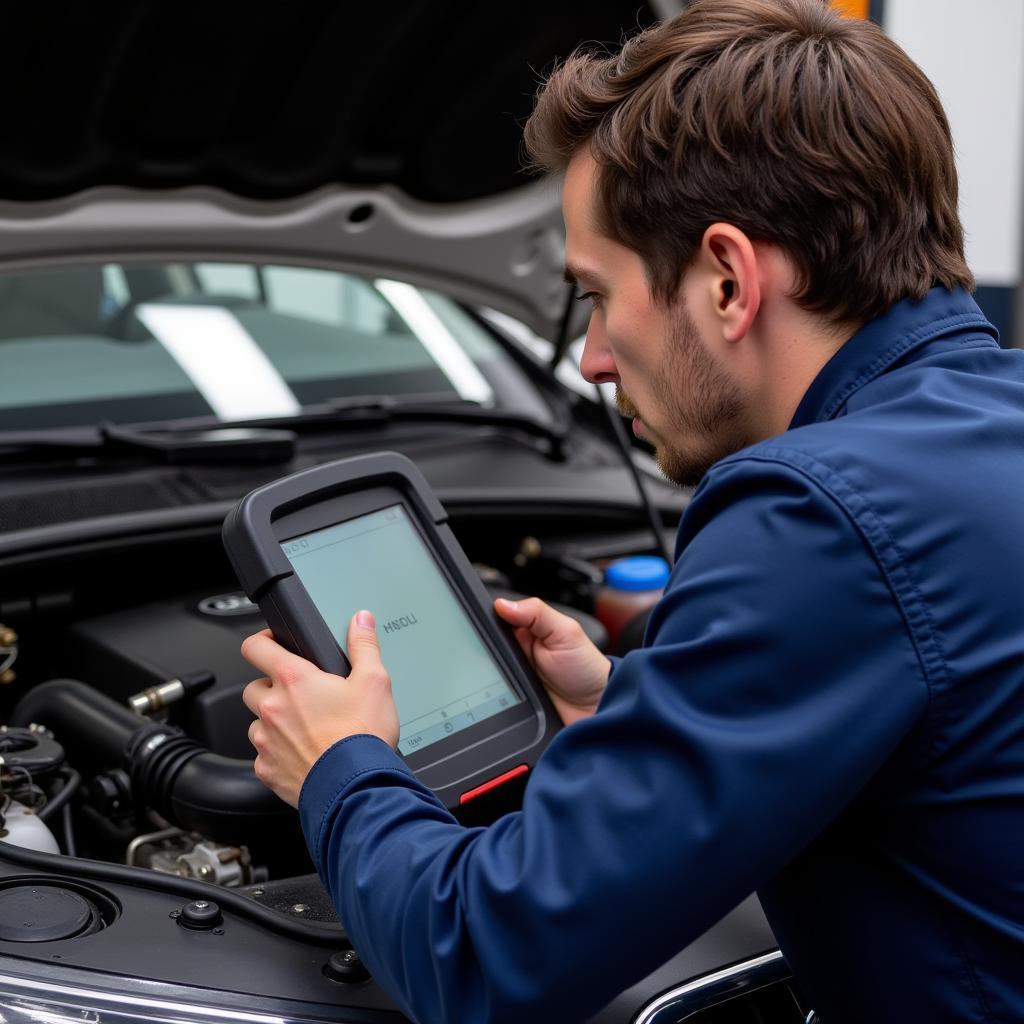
[579, 319, 619, 385]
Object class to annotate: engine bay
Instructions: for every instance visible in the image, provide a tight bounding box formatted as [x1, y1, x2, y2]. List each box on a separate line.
[0, 503, 637, 900]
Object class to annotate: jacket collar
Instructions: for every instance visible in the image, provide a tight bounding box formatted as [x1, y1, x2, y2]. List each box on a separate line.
[789, 287, 998, 430]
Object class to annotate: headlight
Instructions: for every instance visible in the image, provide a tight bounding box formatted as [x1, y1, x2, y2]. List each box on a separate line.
[0, 967, 371, 1024]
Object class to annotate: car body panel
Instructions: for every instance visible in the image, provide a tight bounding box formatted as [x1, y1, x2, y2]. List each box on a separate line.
[0, 184, 574, 342]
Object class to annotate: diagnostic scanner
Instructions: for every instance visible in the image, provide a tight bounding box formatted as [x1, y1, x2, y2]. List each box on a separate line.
[222, 452, 560, 809]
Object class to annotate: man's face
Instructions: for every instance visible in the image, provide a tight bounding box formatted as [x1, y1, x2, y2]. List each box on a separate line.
[563, 151, 748, 487]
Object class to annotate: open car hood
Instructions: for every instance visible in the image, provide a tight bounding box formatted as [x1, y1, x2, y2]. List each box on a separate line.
[0, 1, 674, 341]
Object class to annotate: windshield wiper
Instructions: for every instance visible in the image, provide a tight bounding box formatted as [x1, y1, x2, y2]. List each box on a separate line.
[230, 393, 570, 460]
[0, 395, 569, 466]
[0, 424, 297, 465]
[0, 395, 569, 468]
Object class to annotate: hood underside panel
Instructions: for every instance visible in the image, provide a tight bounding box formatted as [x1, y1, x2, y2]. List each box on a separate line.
[1, 1, 656, 202]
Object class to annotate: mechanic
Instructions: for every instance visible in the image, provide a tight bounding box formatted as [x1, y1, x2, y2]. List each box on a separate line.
[240, 1, 1024, 1020]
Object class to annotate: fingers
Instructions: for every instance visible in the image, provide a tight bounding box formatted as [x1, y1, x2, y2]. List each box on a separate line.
[241, 630, 313, 683]
[494, 597, 576, 646]
[346, 610, 385, 677]
[242, 676, 272, 717]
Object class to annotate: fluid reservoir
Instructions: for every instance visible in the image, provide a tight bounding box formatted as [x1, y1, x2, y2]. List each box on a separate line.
[1, 799, 61, 855]
[595, 556, 671, 651]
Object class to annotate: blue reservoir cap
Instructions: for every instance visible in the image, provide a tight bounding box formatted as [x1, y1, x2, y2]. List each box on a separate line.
[604, 556, 671, 592]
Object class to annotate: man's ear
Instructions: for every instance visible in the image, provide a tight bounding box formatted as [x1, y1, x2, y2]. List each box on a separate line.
[698, 223, 760, 344]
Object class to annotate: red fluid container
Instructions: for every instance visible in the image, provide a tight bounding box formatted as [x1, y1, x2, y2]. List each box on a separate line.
[595, 556, 671, 651]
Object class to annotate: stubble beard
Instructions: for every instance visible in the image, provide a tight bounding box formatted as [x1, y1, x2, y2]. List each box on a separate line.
[615, 302, 746, 488]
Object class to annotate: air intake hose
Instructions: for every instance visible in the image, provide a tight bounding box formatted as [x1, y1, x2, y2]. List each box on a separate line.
[11, 679, 294, 843]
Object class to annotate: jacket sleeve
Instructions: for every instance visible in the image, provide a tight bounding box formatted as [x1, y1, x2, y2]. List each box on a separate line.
[297, 457, 929, 1024]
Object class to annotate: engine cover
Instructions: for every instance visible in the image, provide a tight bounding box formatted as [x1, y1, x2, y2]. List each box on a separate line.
[67, 590, 267, 758]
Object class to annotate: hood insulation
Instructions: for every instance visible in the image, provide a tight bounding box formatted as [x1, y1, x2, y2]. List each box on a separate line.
[0, 2, 657, 202]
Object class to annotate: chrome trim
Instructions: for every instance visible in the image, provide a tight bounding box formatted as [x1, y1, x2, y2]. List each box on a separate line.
[631, 949, 788, 1024]
[0, 969, 377, 1024]
[0, 970, 292, 1024]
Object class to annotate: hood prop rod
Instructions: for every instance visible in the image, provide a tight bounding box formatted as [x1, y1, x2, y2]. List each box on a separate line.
[595, 384, 673, 565]
[551, 284, 672, 565]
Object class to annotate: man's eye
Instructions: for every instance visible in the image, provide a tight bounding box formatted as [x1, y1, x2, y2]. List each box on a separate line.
[575, 290, 602, 308]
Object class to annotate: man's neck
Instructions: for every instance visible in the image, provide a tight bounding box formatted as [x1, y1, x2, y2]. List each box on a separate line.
[750, 310, 860, 441]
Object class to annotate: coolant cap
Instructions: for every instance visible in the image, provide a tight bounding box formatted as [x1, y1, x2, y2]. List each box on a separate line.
[604, 556, 670, 592]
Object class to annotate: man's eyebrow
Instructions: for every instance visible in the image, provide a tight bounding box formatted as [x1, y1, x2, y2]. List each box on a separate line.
[563, 264, 606, 290]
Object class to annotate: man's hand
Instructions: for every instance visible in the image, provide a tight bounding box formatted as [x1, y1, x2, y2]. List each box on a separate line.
[494, 597, 610, 725]
[240, 610, 399, 807]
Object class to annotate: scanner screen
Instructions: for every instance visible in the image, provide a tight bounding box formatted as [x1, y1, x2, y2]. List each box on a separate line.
[282, 505, 522, 755]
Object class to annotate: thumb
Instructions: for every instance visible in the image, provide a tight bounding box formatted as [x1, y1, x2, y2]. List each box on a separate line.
[346, 609, 383, 670]
[494, 596, 531, 626]
[494, 597, 564, 644]
[491, 598, 540, 626]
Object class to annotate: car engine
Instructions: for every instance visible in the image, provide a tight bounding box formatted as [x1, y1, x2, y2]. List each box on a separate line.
[0, 510, 625, 902]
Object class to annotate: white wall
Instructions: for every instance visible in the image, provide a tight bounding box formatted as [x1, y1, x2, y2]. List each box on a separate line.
[885, 0, 1024, 286]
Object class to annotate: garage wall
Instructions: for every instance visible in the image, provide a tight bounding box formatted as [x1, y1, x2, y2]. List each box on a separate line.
[884, 0, 1024, 345]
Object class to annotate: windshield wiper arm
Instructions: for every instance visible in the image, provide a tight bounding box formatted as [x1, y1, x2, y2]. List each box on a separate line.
[0, 424, 297, 465]
[232, 394, 570, 460]
[0, 395, 569, 466]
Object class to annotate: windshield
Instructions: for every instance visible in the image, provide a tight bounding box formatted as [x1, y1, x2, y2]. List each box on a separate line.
[0, 262, 549, 431]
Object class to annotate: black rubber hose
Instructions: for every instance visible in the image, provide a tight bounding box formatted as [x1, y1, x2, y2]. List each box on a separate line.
[37, 767, 81, 823]
[11, 679, 295, 843]
[11, 680, 142, 774]
[61, 803, 77, 856]
[0, 839, 347, 945]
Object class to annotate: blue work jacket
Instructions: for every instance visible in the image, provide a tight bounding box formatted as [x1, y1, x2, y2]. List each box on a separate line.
[299, 287, 1024, 1023]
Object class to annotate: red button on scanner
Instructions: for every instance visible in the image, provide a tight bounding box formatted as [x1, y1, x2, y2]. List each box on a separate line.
[459, 764, 530, 805]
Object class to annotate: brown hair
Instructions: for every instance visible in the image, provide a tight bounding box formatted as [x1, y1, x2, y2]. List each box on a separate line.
[524, 0, 973, 323]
